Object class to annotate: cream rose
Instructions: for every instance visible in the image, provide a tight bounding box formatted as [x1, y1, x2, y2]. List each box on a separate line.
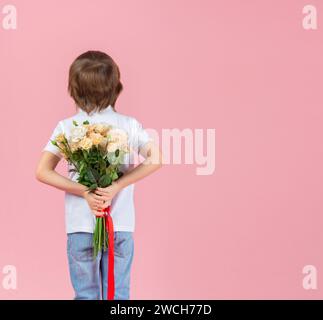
[79, 137, 93, 150]
[108, 128, 128, 143]
[106, 128, 129, 153]
[89, 132, 104, 145]
[70, 141, 80, 152]
[70, 126, 87, 143]
[107, 142, 119, 153]
[94, 123, 109, 136]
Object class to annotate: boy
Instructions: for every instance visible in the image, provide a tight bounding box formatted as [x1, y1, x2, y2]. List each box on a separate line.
[35, 51, 162, 300]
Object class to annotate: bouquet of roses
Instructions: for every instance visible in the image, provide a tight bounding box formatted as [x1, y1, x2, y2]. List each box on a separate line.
[51, 120, 129, 258]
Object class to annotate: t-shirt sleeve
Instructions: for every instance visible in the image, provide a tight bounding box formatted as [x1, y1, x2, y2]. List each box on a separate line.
[130, 118, 153, 153]
[42, 121, 64, 158]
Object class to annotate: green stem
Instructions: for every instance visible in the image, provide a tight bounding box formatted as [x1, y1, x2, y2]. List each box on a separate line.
[98, 217, 102, 253]
[103, 220, 106, 251]
[62, 141, 80, 171]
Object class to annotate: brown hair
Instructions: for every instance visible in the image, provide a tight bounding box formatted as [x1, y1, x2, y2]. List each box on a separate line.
[68, 51, 123, 114]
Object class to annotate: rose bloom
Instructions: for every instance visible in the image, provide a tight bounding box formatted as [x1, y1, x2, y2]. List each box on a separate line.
[94, 123, 110, 136]
[70, 141, 80, 152]
[106, 142, 119, 153]
[106, 141, 129, 153]
[89, 132, 104, 145]
[79, 137, 93, 150]
[85, 124, 95, 134]
[99, 137, 109, 148]
[71, 126, 87, 143]
[106, 128, 129, 153]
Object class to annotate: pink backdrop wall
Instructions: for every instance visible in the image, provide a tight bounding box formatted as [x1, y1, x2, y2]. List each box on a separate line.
[1, 0, 323, 299]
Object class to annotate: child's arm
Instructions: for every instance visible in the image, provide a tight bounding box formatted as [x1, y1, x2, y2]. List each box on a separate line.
[35, 151, 106, 215]
[94, 141, 162, 203]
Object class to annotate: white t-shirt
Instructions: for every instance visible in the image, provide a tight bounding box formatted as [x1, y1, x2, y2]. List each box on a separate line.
[42, 105, 152, 234]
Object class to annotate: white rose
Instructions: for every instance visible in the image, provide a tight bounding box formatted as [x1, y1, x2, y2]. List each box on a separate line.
[107, 142, 119, 153]
[70, 126, 87, 143]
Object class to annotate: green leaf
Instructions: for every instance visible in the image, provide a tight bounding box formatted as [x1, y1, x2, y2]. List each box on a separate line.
[99, 174, 112, 188]
[86, 168, 97, 184]
[72, 120, 78, 126]
[90, 167, 100, 181]
[82, 149, 88, 160]
[79, 161, 86, 173]
[51, 140, 58, 146]
[111, 171, 119, 181]
[107, 152, 118, 165]
[89, 183, 98, 191]
[83, 120, 89, 125]
[98, 159, 106, 174]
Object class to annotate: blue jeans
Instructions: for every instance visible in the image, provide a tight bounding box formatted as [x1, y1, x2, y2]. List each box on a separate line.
[67, 231, 134, 300]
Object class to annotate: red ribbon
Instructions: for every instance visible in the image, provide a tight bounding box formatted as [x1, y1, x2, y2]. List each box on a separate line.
[103, 206, 114, 300]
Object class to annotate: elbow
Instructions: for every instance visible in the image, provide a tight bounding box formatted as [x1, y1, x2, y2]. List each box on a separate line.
[35, 169, 43, 182]
[35, 166, 46, 183]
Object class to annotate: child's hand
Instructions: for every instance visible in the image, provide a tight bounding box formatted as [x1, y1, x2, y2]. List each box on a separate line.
[94, 181, 121, 207]
[83, 190, 110, 217]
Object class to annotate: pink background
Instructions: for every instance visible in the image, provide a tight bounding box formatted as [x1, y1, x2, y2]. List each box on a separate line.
[1, 0, 323, 299]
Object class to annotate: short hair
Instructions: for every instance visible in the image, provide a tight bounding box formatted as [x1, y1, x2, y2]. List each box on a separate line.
[68, 51, 123, 114]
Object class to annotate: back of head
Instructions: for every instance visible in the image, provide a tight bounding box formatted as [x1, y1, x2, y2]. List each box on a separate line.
[68, 51, 123, 115]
